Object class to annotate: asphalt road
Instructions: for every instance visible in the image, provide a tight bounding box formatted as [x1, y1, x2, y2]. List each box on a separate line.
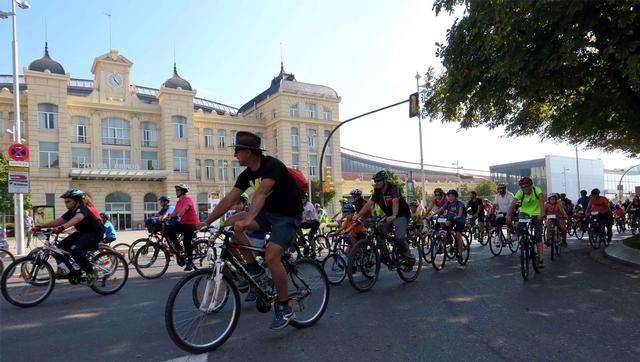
[1, 236, 639, 362]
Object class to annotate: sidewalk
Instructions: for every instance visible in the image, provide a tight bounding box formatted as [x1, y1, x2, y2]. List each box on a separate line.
[605, 235, 640, 268]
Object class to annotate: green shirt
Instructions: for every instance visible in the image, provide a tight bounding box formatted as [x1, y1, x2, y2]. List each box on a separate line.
[514, 186, 543, 217]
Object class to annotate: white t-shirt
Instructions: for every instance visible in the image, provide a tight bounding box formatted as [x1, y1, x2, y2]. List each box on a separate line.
[302, 201, 319, 222]
[494, 192, 514, 214]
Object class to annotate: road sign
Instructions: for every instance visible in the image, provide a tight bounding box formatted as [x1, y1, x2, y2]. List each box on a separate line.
[8, 143, 29, 161]
[8, 171, 29, 193]
[8, 160, 29, 167]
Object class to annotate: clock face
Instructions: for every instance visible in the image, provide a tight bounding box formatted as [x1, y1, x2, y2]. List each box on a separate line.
[107, 73, 123, 88]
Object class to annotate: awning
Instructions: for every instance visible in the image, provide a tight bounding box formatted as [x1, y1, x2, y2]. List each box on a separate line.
[69, 168, 170, 181]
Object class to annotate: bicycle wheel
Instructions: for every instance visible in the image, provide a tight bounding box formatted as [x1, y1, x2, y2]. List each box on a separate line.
[555, 231, 561, 258]
[457, 234, 470, 265]
[347, 239, 380, 292]
[445, 234, 457, 260]
[588, 226, 601, 249]
[431, 236, 446, 271]
[1, 256, 55, 307]
[616, 221, 622, 234]
[574, 224, 585, 240]
[530, 242, 540, 274]
[128, 238, 151, 263]
[191, 239, 212, 270]
[0, 249, 16, 276]
[478, 226, 488, 246]
[397, 236, 423, 282]
[111, 243, 130, 261]
[165, 268, 240, 353]
[90, 251, 129, 295]
[321, 252, 347, 285]
[489, 229, 503, 256]
[463, 226, 473, 246]
[520, 239, 529, 281]
[313, 235, 330, 258]
[289, 259, 330, 329]
[421, 235, 433, 264]
[507, 231, 519, 253]
[133, 242, 170, 279]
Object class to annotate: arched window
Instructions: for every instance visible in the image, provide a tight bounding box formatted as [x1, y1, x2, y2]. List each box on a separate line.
[143, 193, 157, 220]
[105, 192, 132, 230]
[38, 103, 58, 129]
[102, 118, 130, 145]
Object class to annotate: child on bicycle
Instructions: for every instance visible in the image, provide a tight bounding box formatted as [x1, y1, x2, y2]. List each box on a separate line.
[100, 212, 117, 244]
[340, 204, 366, 245]
[409, 201, 425, 236]
[543, 194, 567, 246]
[434, 189, 466, 262]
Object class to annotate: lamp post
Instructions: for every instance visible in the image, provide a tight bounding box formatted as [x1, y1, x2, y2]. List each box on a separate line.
[617, 164, 640, 202]
[2, 0, 31, 256]
[561, 167, 570, 194]
[452, 160, 462, 188]
[415, 72, 426, 207]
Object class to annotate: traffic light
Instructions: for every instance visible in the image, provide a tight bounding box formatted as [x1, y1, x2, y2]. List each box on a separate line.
[322, 166, 333, 192]
[409, 92, 420, 118]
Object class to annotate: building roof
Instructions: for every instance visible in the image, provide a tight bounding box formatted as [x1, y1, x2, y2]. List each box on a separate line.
[28, 43, 65, 75]
[162, 63, 193, 91]
[238, 64, 339, 113]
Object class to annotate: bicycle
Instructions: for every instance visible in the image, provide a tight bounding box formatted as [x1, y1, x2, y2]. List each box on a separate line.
[346, 218, 423, 292]
[0, 229, 128, 307]
[570, 213, 587, 240]
[629, 209, 639, 235]
[321, 232, 352, 286]
[429, 217, 470, 271]
[487, 214, 518, 256]
[587, 211, 608, 249]
[517, 214, 540, 281]
[545, 215, 562, 261]
[164, 226, 330, 353]
[614, 215, 627, 234]
[464, 216, 486, 246]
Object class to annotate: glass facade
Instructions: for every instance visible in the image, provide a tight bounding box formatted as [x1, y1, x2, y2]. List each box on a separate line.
[489, 159, 547, 195]
[605, 167, 640, 198]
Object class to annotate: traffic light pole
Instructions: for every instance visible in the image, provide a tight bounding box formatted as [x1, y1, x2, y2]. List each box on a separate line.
[319, 98, 410, 207]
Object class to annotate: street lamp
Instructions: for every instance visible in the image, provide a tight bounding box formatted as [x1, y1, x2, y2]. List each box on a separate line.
[2, 0, 31, 255]
[415, 72, 426, 207]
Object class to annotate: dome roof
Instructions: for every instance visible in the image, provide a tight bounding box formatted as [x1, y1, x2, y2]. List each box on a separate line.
[28, 43, 65, 75]
[163, 64, 192, 91]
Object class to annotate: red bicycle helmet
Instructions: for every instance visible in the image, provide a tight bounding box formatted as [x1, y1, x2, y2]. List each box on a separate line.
[518, 176, 533, 186]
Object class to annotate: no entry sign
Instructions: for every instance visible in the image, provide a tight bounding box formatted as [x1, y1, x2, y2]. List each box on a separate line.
[8, 143, 29, 161]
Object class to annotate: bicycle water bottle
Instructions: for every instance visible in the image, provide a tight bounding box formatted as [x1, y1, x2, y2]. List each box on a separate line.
[57, 262, 71, 275]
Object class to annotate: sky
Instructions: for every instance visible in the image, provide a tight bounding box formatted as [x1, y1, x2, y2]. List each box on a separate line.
[1, 0, 637, 173]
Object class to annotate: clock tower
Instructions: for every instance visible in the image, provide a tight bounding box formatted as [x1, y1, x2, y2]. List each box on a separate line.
[90, 49, 134, 103]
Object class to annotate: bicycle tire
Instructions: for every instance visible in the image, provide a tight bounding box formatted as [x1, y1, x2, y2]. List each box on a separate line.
[165, 268, 240, 353]
[128, 238, 151, 263]
[289, 258, 330, 329]
[431, 235, 447, 271]
[191, 239, 212, 270]
[445, 233, 457, 260]
[133, 242, 170, 279]
[457, 234, 470, 265]
[321, 252, 347, 285]
[111, 243, 131, 261]
[421, 235, 433, 264]
[0, 249, 16, 276]
[313, 235, 330, 257]
[347, 239, 380, 292]
[574, 224, 585, 240]
[507, 231, 519, 253]
[90, 251, 129, 295]
[530, 241, 540, 274]
[588, 226, 601, 249]
[549, 228, 555, 262]
[478, 226, 488, 246]
[1, 256, 55, 307]
[520, 238, 529, 281]
[397, 236, 423, 282]
[463, 226, 472, 246]
[489, 229, 503, 256]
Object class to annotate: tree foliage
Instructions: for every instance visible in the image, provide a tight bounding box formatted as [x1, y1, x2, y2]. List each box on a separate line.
[472, 179, 497, 197]
[310, 179, 336, 207]
[426, 0, 640, 156]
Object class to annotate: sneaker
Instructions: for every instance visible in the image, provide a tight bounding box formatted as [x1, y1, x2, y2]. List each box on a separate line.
[85, 272, 97, 286]
[270, 301, 295, 330]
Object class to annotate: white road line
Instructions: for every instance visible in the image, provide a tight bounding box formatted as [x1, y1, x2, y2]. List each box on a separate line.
[162, 353, 208, 362]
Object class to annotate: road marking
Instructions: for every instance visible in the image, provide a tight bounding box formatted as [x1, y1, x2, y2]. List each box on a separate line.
[163, 354, 208, 362]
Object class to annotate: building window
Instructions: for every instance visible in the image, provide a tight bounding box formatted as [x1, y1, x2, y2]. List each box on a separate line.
[102, 118, 130, 145]
[143, 193, 157, 220]
[8, 112, 25, 138]
[272, 109, 277, 119]
[71, 148, 91, 168]
[231, 130, 237, 146]
[39, 142, 59, 168]
[194, 129, 199, 147]
[45, 193, 55, 206]
[325, 155, 332, 167]
[141, 121, 157, 147]
[105, 192, 132, 230]
[292, 153, 299, 170]
[217, 130, 225, 148]
[204, 129, 213, 148]
[289, 104, 298, 117]
[173, 149, 188, 173]
[195, 159, 202, 179]
[172, 116, 187, 139]
[71, 117, 89, 143]
[308, 155, 318, 177]
[141, 151, 158, 170]
[103, 149, 131, 169]
[218, 160, 228, 181]
[38, 103, 58, 129]
[205, 159, 214, 179]
[291, 127, 299, 151]
[308, 129, 317, 151]
[324, 130, 332, 153]
[305, 103, 316, 119]
[323, 108, 331, 121]
[232, 161, 241, 179]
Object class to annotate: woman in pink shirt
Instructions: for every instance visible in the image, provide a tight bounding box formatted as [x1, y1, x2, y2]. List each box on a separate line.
[168, 184, 199, 271]
[544, 193, 568, 246]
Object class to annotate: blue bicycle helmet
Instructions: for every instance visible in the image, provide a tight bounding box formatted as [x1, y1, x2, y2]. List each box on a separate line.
[342, 204, 356, 214]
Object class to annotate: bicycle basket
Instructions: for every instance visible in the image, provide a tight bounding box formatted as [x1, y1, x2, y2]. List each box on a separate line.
[145, 217, 163, 233]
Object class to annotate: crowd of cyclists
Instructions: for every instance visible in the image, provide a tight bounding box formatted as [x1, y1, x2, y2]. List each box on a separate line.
[4, 130, 639, 352]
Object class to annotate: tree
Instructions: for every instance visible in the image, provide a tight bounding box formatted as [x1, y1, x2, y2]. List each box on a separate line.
[385, 169, 407, 198]
[310, 179, 335, 207]
[458, 183, 470, 198]
[426, 0, 640, 156]
[472, 179, 497, 197]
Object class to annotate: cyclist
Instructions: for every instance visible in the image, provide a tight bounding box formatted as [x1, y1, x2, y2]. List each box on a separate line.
[300, 194, 320, 256]
[409, 201, 425, 235]
[434, 189, 466, 261]
[543, 194, 568, 246]
[560, 193, 573, 216]
[100, 212, 117, 244]
[427, 188, 447, 215]
[483, 199, 493, 215]
[353, 170, 416, 265]
[157, 195, 175, 220]
[197, 131, 302, 330]
[466, 191, 486, 240]
[167, 184, 199, 271]
[33, 189, 104, 285]
[506, 177, 545, 267]
[626, 196, 640, 228]
[492, 183, 514, 233]
[315, 203, 329, 227]
[586, 188, 613, 243]
[350, 188, 373, 221]
[576, 190, 590, 214]
[332, 197, 349, 221]
[613, 205, 626, 228]
[340, 204, 366, 245]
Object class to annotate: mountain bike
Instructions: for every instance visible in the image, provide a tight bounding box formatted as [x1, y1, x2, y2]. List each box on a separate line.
[430, 217, 470, 271]
[570, 213, 587, 240]
[164, 226, 329, 353]
[630, 209, 639, 235]
[588, 212, 607, 249]
[545, 215, 561, 261]
[518, 214, 540, 281]
[321, 232, 352, 285]
[463, 216, 486, 246]
[347, 218, 423, 292]
[488, 214, 518, 256]
[1, 229, 128, 307]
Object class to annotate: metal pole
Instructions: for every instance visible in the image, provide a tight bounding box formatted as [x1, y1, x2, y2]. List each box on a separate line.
[618, 164, 640, 201]
[11, 0, 25, 255]
[575, 146, 581, 195]
[415, 72, 426, 207]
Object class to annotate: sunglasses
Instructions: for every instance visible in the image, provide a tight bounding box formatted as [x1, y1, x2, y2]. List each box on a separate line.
[435, 193, 443, 196]
[373, 179, 384, 183]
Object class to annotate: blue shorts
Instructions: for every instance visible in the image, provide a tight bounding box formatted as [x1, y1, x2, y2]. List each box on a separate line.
[254, 210, 301, 251]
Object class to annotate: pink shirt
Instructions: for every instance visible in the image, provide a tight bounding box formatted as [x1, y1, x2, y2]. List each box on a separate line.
[176, 196, 199, 225]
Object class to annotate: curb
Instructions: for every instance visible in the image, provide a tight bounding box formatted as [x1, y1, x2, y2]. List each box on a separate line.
[604, 236, 640, 268]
